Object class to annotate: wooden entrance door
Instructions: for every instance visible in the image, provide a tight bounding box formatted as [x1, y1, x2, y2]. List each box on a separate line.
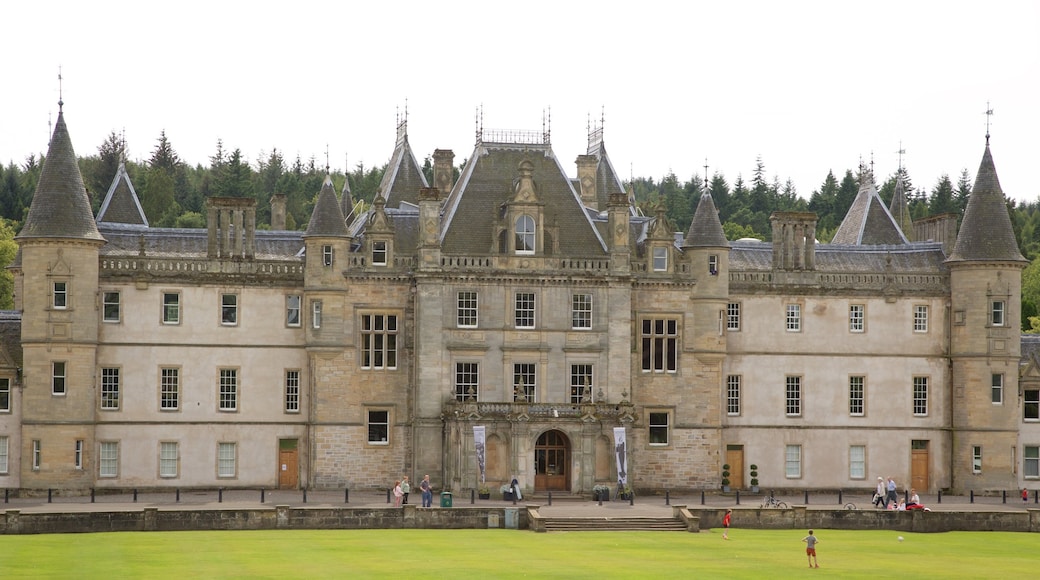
[534, 430, 569, 492]
[278, 439, 299, 489]
[911, 440, 929, 491]
[726, 445, 745, 489]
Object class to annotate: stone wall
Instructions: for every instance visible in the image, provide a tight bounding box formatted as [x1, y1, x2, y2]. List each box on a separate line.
[698, 506, 1040, 533]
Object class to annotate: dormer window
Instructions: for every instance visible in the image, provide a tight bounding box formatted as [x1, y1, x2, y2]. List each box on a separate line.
[373, 241, 387, 266]
[322, 245, 333, 267]
[709, 255, 719, 276]
[515, 215, 535, 254]
[652, 247, 668, 271]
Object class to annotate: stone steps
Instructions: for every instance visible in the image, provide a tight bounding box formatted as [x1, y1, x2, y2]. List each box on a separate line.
[542, 516, 688, 532]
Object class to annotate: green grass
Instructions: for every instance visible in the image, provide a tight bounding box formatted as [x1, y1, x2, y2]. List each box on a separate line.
[1, 528, 1034, 579]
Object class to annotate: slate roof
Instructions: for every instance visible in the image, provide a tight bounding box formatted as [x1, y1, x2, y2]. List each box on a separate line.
[16, 109, 104, 242]
[304, 175, 350, 238]
[97, 223, 304, 261]
[946, 141, 1026, 263]
[684, 193, 729, 247]
[96, 162, 148, 226]
[888, 177, 913, 238]
[587, 130, 626, 211]
[831, 173, 908, 245]
[729, 239, 947, 273]
[0, 311, 23, 370]
[379, 122, 430, 208]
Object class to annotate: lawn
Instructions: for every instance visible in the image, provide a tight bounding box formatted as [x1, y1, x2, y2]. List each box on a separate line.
[1, 528, 1034, 579]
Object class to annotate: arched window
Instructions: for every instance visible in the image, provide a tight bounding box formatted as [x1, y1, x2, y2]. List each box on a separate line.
[514, 215, 535, 254]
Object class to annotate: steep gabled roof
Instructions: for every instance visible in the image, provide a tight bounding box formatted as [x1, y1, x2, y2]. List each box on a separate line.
[946, 140, 1026, 263]
[888, 176, 914, 238]
[97, 162, 148, 226]
[831, 172, 908, 245]
[304, 175, 350, 238]
[586, 127, 627, 211]
[379, 120, 430, 208]
[684, 192, 729, 247]
[341, 174, 356, 226]
[16, 109, 104, 242]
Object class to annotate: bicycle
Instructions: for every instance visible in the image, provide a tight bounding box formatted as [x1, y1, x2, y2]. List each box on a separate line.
[760, 491, 788, 509]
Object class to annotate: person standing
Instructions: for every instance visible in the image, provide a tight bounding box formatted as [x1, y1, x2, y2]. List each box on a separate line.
[392, 480, 403, 507]
[401, 476, 411, 505]
[886, 477, 897, 508]
[1023, 488, 1029, 503]
[722, 508, 732, 540]
[802, 530, 820, 568]
[874, 476, 886, 508]
[420, 474, 433, 508]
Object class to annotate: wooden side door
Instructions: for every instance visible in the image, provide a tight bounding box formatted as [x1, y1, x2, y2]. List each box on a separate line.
[726, 445, 744, 489]
[911, 440, 929, 491]
[278, 440, 299, 489]
[534, 430, 569, 491]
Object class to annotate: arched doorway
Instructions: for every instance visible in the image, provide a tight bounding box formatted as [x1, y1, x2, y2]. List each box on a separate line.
[534, 430, 570, 492]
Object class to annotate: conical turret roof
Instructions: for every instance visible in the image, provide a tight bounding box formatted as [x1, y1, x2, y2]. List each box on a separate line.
[831, 171, 908, 245]
[97, 162, 148, 225]
[304, 175, 350, 237]
[947, 141, 1025, 263]
[888, 176, 914, 239]
[16, 109, 104, 242]
[684, 192, 729, 247]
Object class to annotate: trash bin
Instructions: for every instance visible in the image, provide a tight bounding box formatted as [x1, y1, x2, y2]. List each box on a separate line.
[440, 491, 453, 508]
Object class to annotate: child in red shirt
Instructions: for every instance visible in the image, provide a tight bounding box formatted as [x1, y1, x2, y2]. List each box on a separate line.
[722, 508, 732, 539]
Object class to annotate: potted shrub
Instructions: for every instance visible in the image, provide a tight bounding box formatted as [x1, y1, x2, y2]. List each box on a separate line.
[620, 484, 634, 500]
[749, 464, 759, 493]
[593, 484, 610, 501]
[722, 464, 731, 492]
[478, 485, 490, 500]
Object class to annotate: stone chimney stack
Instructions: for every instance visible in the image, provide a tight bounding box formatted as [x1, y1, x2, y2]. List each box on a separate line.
[270, 193, 287, 230]
[575, 155, 598, 209]
[770, 211, 817, 271]
[206, 197, 257, 259]
[433, 149, 455, 195]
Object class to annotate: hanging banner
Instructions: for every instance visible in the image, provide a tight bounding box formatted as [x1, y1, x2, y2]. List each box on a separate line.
[474, 425, 486, 483]
[613, 427, 628, 487]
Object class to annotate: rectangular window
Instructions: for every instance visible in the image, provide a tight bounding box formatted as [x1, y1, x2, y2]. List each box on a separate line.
[221, 293, 238, 326]
[1024, 446, 1039, 478]
[913, 305, 928, 332]
[849, 445, 866, 479]
[1025, 389, 1039, 421]
[163, 292, 180, 324]
[0, 436, 8, 474]
[786, 304, 801, 332]
[652, 247, 667, 271]
[972, 445, 983, 474]
[160, 368, 179, 411]
[726, 303, 740, 331]
[367, 410, 389, 444]
[849, 376, 865, 416]
[991, 301, 1005, 326]
[708, 254, 718, 275]
[457, 291, 478, 328]
[285, 369, 300, 413]
[0, 378, 9, 412]
[515, 293, 535, 328]
[785, 444, 801, 478]
[52, 361, 66, 395]
[219, 368, 238, 412]
[849, 304, 864, 332]
[786, 376, 802, 416]
[32, 439, 41, 470]
[217, 442, 236, 478]
[513, 363, 536, 402]
[312, 300, 322, 329]
[100, 367, 120, 410]
[75, 439, 83, 470]
[991, 374, 1004, 405]
[641, 318, 678, 372]
[361, 313, 398, 369]
[99, 441, 118, 478]
[103, 291, 120, 323]
[286, 295, 301, 327]
[571, 293, 592, 329]
[322, 244, 333, 267]
[570, 364, 594, 403]
[726, 375, 741, 415]
[160, 442, 178, 478]
[913, 376, 929, 416]
[455, 362, 478, 402]
[649, 412, 670, 445]
[53, 281, 67, 309]
[373, 241, 387, 265]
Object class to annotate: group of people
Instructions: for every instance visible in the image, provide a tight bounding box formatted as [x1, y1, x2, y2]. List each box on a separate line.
[873, 476, 928, 510]
[392, 475, 434, 507]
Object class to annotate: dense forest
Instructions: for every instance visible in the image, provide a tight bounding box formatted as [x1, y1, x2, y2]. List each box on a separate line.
[4, 130, 1040, 328]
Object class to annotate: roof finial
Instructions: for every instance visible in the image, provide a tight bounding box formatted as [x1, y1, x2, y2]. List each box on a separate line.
[984, 101, 994, 145]
[57, 65, 64, 112]
[896, 140, 905, 172]
[869, 150, 875, 179]
[703, 158, 709, 190]
[121, 128, 127, 163]
[325, 143, 330, 174]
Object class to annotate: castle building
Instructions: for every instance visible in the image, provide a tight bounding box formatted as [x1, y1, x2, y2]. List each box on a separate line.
[2, 104, 1037, 497]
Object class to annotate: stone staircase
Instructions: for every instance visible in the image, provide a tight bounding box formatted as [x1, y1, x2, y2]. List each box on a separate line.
[541, 515, 689, 532]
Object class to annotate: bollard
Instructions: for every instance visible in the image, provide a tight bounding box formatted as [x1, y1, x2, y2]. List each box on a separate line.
[548, 491, 552, 506]
[629, 492, 634, 506]
[345, 488, 349, 503]
[1035, 490, 1038, 504]
[804, 489, 809, 504]
[134, 489, 138, 502]
[471, 489, 475, 504]
[48, 488, 53, 503]
[666, 490, 670, 506]
[91, 488, 95, 503]
[598, 494, 603, 506]
[937, 489, 942, 503]
[838, 489, 843, 505]
[387, 488, 391, 504]
[701, 490, 705, 505]
[512, 492, 517, 506]
[970, 490, 974, 503]
[904, 489, 908, 504]
[219, 488, 223, 503]
[4, 488, 8, 503]
[303, 488, 308, 503]
[1002, 490, 1006, 504]
[261, 488, 265, 504]
[735, 490, 740, 505]
[176, 488, 180, 503]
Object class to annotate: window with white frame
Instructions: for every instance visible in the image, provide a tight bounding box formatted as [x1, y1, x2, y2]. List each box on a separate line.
[312, 300, 322, 329]
[515, 215, 535, 254]
[849, 445, 866, 479]
[571, 293, 592, 329]
[513, 363, 536, 402]
[455, 362, 478, 401]
[52, 361, 66, 395]
[570, 364, 593, 403]
[786, 376, 802, 416]
[160, 367, 179, 411]
[515, 293, 535, 328]
[361, 313, 398, 369]
[100, 367, 120, 410]
[991, 300, 1005, 327]
[641, 318, 678, 372]
[221, 293, 238, 326]
[53, 281, 67, 309]
[163, 292, 180, 324]
[0, 436, 8, 474]
[992, 374, 1004, 404]
[1025, 389, 1039, 421]
[652, 247, 668, 271]
[103, 291, 120, 323]
[160, 442, 178, 478]
[726, 303, 740, 331]
[32, 439, 41, 470]
[786, 303, 801, 332]
[372, 240, 387, 265]
[75, 439, 83, 470]
[849, 304, 864, 332]
[708, 254, 719, 275]
[0, 378, 9, 412]
[1024, 446, 1039, 478]
[913, 305, 928, 332]
[972, 445, 982, 474]
[285, 369, 300, 413]
[286, 295, 301, 327]
[726, 375, 741, 415]
[367, 409, 389, 444]
[849, 376, 865, 416]
[99, 441, 118, 477]
[648, 411, 670, 445]
[219, 368, 238, 412]
[322, 244, 333, 267]
[217, 442, 237, 478]
[913, 376, 928, 416]
[785, 444, 802, 478]
[457, 291, 477, 328]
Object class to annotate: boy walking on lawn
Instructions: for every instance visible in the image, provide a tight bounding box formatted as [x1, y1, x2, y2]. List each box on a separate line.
[722, 509, 732, 539]
[802, 530, 819, 568]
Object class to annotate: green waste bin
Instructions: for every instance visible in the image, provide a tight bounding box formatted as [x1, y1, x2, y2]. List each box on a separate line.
[440, 491, 453, 508]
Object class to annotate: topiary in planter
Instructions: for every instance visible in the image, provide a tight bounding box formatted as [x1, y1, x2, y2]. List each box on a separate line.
[722, 464, 731, 490]
[749, 464, 759, 492]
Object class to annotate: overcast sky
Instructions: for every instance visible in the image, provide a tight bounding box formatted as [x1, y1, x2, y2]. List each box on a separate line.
[3, 1, 1038, 202]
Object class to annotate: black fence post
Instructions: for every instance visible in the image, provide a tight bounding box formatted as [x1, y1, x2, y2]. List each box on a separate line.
[937, 489, 942, 503]
[218, 488, 223, 503]
[735, 490, 740, 505]
[48, 488, 52, 503]
[303, 488, 308, 503]
[345, 488, 349, 504]
[629, 492, 634, 506]
[804, 489, 809, 504]
[904, 489, 908, 504]
[91, 488, 95, 503]
[838, 489, 843, 505]
[1035, 490, 1038, 504]
[176, 488, 180, 503]
[387, 488, 391, 504]
[970, 490, 974, 503]
[665, 490, 670, 506]
[133, 489, 138, 502]
[261, 488, 265, 504]
[1002, 490, 1007, 504]
[470, 489, 475, 504]
[4, 488, 8, 503]
[701, 490, 705, 505]
[548, 491, 552, 506]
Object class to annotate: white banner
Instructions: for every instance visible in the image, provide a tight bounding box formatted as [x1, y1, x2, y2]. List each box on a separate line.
[613, 427, 628, 487]
[474, 425, 486, 483]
